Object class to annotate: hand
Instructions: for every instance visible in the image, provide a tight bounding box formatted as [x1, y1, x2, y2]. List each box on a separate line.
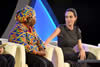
[79, 49, 86, 60]
[0, 47, 4, 54]
[37, 50, 46, 56]
[39, 47, 45, 51]
[43, 42, 48, 48]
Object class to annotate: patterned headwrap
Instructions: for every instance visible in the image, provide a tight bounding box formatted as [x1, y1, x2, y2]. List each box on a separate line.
[16, 5, 35, 23]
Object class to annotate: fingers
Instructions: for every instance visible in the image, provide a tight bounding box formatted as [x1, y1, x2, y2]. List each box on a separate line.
[79, 54, 84, 60]
[43, 43, 48, 48]
[40, 51, 46, 56]
[79, 50, 86, 60]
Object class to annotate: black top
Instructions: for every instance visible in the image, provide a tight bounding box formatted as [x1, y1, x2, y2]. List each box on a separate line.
[58, 24, 81, 48]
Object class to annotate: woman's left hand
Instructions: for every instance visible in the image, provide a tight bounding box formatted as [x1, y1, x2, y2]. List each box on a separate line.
[79, 49, 86, 60]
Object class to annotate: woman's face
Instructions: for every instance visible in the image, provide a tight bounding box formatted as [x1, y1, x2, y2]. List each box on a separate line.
[32, 14, 36, 25]
[27, 14, 36, 26]
[65, 11, 77, 26]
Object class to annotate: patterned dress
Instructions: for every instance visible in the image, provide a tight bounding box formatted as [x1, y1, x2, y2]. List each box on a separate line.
[8, 22, 45, 54]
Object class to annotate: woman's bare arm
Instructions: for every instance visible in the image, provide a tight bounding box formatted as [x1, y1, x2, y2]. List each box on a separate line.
[78, 39, 83, 50]
[44, 27, 61, 46]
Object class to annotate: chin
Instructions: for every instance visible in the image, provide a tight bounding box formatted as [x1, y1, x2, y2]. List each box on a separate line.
[68, 23, 72, 26]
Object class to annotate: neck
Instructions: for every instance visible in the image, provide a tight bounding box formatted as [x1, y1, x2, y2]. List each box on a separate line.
[66, 24, 74, 30]
[23, 23, 33, 28]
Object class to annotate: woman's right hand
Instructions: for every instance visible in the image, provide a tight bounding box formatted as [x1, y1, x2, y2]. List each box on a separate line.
[37, 50, 46, 56]
[79, 49, 86, 60]
[43, 42, 48, 48]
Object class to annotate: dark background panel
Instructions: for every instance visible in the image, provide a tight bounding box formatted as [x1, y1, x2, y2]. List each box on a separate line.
[0, 0, 18, 37]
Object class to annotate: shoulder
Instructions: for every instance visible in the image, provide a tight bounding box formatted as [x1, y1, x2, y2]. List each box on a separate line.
[9, 23, 26, 36]
[16, 22, 25, 29]
[57, 24, 66, 29]
[74, 26, 80, 30]
[13, 22, 27, 32]
[58, 24, 65, 27]
[74, 26, 81, 33]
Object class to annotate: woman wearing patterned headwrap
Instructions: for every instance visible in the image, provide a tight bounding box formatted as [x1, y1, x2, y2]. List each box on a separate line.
[8, 5, 53, 67]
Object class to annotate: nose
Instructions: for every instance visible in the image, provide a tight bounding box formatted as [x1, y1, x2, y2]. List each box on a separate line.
[66, 17, 71, 21]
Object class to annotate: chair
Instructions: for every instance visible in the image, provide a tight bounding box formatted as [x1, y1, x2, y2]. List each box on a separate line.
[0, 38, 27, 67]
[48, 41, 100, 67]
[1, 38, 100, 67]
[4, 42, 28, 67]
[0, 38, 55, 67]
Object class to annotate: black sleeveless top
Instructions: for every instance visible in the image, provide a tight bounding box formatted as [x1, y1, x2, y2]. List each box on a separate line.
[58, 24, 81, 48]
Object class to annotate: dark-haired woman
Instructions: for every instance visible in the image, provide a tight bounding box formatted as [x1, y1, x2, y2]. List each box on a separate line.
[44, 8, 96, 67]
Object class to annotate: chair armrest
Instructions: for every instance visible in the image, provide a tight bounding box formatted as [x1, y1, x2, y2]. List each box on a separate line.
[0, 38, 8, 43]
[44, 46, 54, 61]
[48, 42, 65, 67]
[15, 44, 26, 67]
[64, 63, 70, 67]
[54, 47, 64, 67]
[4, 42, 26, 67]
[4, 43, 17, 57]
[2, 40, 27, 67]
[87, 44, 100, 60]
